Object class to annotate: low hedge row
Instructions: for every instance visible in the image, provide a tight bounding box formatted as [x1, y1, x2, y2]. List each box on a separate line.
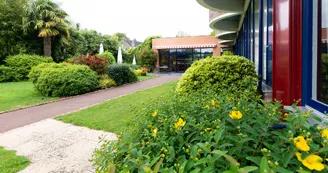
[3, 54, 53, 81]
[107, 64, 138, 85]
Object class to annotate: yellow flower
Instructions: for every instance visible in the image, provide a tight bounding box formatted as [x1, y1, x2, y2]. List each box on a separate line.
[229, 110, 242, 120]
[174, 118, 186, 130]
[152, 110, 158, 117]
[322, 129, 328, 139]
[152, 128, 158, 137]
[296, 152, 324, 171]
[211, 100, 215, 106]
[293, 136, 310, 152]
[206, 128, 212, 131]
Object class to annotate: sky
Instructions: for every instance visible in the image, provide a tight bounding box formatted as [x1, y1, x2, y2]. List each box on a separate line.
[54, 0, 212, 42]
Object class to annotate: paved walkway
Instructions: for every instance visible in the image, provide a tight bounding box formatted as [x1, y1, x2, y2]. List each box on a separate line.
[0, 119, 117, 173]
[0, 76, 180, 133]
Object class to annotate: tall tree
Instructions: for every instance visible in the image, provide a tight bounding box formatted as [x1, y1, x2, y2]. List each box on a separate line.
[23, 0, 70, 57]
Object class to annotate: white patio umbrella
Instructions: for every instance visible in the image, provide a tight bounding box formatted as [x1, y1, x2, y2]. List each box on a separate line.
[117, 47, 123, 64]
[99, 43, 104, 54]
[132, 56, 136, 65]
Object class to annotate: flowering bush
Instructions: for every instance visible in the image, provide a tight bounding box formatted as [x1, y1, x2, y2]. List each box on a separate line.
[99, 74, 116, 89]
[176, 55, 259, 97]
[136, 67, 147, 76]
[93, 91, 328, 172]
[71, 55, 108, 74]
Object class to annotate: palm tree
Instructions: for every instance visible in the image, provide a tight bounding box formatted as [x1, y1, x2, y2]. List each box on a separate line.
[23, 0, 70, 57]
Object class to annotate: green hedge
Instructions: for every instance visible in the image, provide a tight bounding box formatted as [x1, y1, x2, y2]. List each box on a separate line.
[0, 65, 20, 82]
[107, 64, 137, 85]
[4, 54, 53, 81]
[34, 64, 99, 97]
[176, 55, 258, 96]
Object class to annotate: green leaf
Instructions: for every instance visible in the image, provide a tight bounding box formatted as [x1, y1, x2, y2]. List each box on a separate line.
[153, 158, 163, 173]
[282, 152, 294, 167]
[273, 166, 294, 173]
[212, 150, 227, 160]
[215, 127, 225, 142]
[260, 157, 270, 173]
[197, 143, 210, 153]
[194, 158, 210, 166]
[191, 145, 198, 157]
[190, 168, 201, 173]
[246, 157, 262, 166]
[202, 166, 214, 173]
[240, 166, 258, 172]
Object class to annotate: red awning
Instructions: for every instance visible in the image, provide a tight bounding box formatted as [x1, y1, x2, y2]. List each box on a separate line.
[154, 44, 217, 49]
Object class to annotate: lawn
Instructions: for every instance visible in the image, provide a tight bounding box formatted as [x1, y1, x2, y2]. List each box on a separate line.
[56, 81, 177, 133]
[137, 75, 155, 81]
[0, 82, 58, 112]
[0, 146, 30, 173]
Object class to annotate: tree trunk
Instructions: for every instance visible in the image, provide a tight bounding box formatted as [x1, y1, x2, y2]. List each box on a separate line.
[43, 36, 52, 57]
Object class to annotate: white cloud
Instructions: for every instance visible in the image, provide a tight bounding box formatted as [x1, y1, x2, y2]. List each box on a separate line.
[54, 0, 212, 41]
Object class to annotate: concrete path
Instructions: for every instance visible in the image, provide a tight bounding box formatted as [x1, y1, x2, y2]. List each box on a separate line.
[0, 76, 180, 133]
[0, 119, 117, 173]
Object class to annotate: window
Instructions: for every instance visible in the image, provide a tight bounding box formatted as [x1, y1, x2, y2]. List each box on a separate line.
[159, 49, 168, 66]
[313, 0, 328, 105]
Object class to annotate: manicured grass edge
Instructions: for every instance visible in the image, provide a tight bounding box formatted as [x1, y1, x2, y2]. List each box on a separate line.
[55, 78, 171, 119]
[0, 146, 30, 172]
[0, 76, 158, 115]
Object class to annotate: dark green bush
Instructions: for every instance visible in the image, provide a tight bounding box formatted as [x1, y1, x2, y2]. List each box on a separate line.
[0, 65, 21, 82]
[107, 64, 137, 85]
[35, 64, 99, 97]
[176, 55, 258, 96]
[5, 54, 53, 81]
[93, 92, 328, 172]
[97, 51, 116, 65]
[28, 63, 70, 84]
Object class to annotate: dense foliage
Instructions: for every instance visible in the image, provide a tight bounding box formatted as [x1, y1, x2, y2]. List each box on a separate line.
[34, 63, 98, 96]
[97, 51, 116, 65]
[71, 55, 109, 74]
[136, 67, 148, 76]
[132, 36, 160, 71]
[320, 54, 328, 103]
[28, 62, 69, 83]
[99, 74, 116, 89]
[3, 54, 53, 81]
[93, 91, 328, 172]
[107, 64, 138, 85]
[0, 66, 19, 82]
[176, 55, 258, 96]
[222, 51, 234, 56]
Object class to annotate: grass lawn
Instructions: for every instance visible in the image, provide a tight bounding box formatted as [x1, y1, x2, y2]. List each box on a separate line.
[137, 75, 155, 81]
[56, 81, 177, 133]
[0, 146, 29, 173]
[0, 82, 58, 112]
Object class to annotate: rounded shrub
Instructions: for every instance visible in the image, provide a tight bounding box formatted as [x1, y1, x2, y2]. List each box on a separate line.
[97, 51, 116, 65]
[5, 54, 53, 81]
[176, 55, 258, 96]
[35, 64, 99, 97]
[107, 64, 138, 85]
[29, 63, 71, 84]
[93, 92, 328, 172]
[71, 55, 109, 75]
[99, 74, 116, 89]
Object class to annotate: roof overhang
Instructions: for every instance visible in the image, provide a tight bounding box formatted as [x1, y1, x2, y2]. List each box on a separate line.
[154, 44, 217, 49]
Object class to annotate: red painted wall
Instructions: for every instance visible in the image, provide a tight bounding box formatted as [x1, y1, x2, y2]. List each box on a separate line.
[272, 0, 302, 105]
